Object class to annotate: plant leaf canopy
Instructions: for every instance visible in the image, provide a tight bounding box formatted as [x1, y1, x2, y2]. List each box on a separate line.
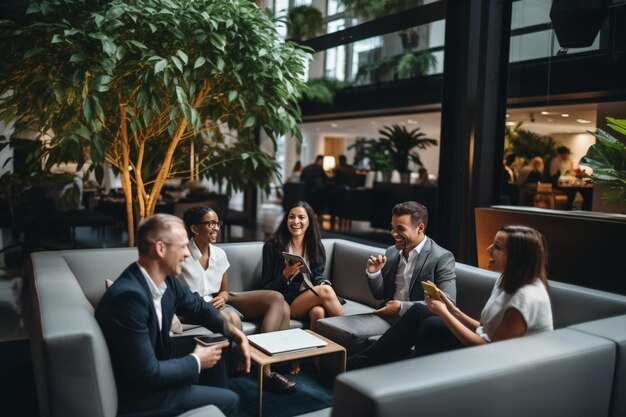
[0, 0, 310, 243]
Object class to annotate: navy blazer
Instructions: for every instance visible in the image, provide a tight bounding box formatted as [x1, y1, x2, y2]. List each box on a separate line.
[95, 263, 225, 403]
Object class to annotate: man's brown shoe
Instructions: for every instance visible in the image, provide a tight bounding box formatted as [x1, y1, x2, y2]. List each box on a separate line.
[264, 372, 296, 393]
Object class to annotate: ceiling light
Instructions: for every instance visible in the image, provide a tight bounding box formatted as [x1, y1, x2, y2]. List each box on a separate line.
[576, 119, 591, 124]
[561, 114, 569, 117]
[370, 121, 377, 125]
[407, 119, 417, 124]
[506, 114, 509, 118]
[541, 111, 549, 115]
[330, 123, 338, 128]
[505, 121, 516, 126]
[547, 118, 553, 122]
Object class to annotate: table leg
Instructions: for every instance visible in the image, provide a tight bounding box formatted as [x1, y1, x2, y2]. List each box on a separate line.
[341, 350, 346, 372]
[258, 364, 265, 417]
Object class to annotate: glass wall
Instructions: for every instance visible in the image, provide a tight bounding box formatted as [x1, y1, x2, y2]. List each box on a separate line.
[505, 0, 626, 214]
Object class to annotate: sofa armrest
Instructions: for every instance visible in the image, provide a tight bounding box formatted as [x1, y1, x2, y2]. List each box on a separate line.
[331, 329, 615, 417]
[569, 315, 626, 417]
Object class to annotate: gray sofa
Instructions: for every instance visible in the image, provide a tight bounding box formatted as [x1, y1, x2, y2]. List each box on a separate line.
[30, 238, 626, 417]
[28, 239, 373, 417]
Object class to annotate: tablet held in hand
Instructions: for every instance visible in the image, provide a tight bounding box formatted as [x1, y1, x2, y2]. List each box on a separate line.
[281, 252, 312, 275]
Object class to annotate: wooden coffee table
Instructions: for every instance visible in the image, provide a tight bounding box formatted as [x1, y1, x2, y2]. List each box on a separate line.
[248, 329, 346, 417]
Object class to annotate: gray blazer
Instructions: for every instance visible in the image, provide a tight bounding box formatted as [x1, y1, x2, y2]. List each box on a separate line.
[367, 237, 457, 315]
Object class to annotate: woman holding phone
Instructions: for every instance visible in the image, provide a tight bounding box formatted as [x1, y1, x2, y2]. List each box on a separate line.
[348, 225, 553, 369]
[261, 201, 345, 333]
[179, 206, 295, 393]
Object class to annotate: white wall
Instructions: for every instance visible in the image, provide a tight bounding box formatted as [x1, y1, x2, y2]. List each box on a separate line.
[551, 132, 596, 167]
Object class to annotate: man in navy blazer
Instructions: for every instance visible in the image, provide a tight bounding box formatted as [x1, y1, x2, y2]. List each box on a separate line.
[95, 214, 250, 417]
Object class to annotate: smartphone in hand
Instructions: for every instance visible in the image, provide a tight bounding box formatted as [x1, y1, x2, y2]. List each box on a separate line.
[194, 334, 229, 347]
[420, 281, 442, 302]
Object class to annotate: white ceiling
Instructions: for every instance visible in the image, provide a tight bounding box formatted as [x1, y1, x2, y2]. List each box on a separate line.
[300, 103, 600, 139]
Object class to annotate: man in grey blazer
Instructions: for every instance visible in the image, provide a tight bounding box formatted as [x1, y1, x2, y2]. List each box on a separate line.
[366, 201, 456, 321]
[321, 201, 456, 358]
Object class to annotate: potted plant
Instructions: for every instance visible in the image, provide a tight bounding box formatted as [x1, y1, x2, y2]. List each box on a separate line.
[581, 117, 626, 205]
[396, 50, 437, 79]
[505, 124, 558, 167]
[379, 124, 437, 183]
[348, 137, 394, 181]
[338, 0, 424, 20]
[287, 5, 325, 41]
[303, 78, 349, 104]
[0, 0, 309, 245]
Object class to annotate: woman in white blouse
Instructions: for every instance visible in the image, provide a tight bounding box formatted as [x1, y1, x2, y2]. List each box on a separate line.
[348, 225, 553, 368]
[178, 206, 296, 393]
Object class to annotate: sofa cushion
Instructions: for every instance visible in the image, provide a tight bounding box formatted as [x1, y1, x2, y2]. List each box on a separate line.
[317, 313, 387, 356]
[329, 240, 384, 308]
[61, 248, 138, 308]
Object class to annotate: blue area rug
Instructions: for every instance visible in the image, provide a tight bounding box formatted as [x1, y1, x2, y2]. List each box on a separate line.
[229, 363, 334, 417]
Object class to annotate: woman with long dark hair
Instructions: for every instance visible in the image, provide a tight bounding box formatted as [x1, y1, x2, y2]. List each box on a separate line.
[179, 206, 295, 392]
[349, 225, 553, 368]
[261, 201, 345, 333]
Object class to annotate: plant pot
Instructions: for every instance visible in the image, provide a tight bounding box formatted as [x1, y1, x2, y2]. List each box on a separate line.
[400, 172, 412, 184]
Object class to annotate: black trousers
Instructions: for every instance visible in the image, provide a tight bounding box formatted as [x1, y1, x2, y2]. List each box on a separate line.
[349, 303, 464, 369]
[117, 335, 239, 417]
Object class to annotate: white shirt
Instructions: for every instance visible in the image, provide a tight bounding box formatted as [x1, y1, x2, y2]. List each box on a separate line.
[179, 240, 230, 301]
[476, 277, 553, 342]
[550, 156, 575, 176]
[137, 263, 167, 331]
[366, 236, 428, 302]
[395, 237, 427, 301]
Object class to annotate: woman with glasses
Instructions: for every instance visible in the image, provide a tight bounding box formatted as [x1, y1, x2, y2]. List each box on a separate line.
[179, 206, 296, 393]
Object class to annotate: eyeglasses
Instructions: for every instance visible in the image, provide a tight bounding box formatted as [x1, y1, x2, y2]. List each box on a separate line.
[196, 220, 223, 229]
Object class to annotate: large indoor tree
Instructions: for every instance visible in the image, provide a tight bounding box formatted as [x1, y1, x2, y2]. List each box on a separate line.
[0, 0, 309, 245]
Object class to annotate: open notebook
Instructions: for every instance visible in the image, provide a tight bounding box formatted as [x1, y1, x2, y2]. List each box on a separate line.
[248, 328, 327, 356]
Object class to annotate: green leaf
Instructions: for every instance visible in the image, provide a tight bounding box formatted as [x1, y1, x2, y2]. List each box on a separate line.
[91, 75, 113, 92]
[129, 40, 148, 49]
[193, 56, 206, 69]
[216, 57, 225, 71]
[24, 48, 45, 59]
[95, 14, 105, 28]
[82, 97, 92, 121]
[101, 38, 117, 56]
[52, 34, 63, 44]
[243, 115, 256, 128]
[70, 53, 86, 62]
[172, 56, 183, 73]
[176, 50, 188, 65]
[107, 6, 125, 20]
[606, 118, 626, 137]
[155, 59, 168, 74]
[25, 3, 40, 14]
[228, 90, 238, 102]
[175, 86, 188, 107]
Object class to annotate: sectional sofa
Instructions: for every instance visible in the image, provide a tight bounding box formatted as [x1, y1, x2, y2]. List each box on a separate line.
[30, 239, 626, 417]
